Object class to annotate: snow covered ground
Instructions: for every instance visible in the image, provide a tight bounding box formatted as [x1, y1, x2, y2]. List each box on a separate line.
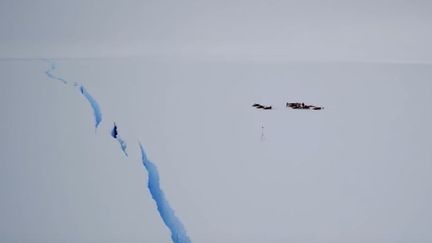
[1, 58, 432, 243]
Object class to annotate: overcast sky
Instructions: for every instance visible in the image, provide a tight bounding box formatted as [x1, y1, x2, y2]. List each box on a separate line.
[1, 0, 432, 62]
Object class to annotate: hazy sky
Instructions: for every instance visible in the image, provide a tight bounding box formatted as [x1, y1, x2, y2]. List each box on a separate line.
[1, 0, 432, 62]
[1, 1, 432, 243]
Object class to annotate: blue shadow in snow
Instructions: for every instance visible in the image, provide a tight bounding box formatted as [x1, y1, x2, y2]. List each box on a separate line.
[79, 85, 102, 129]
[111, 123, 128, 157]
[139, 143, 191, 243]
[45, 63, 68, 84]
